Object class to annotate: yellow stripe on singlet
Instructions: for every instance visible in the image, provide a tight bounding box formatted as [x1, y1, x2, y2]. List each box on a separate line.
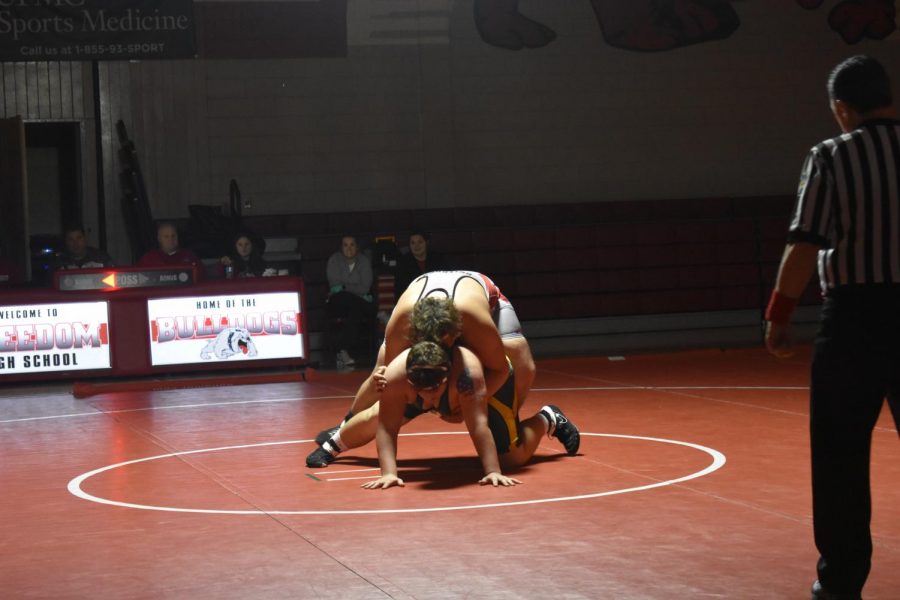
[487, 357, 519, 449]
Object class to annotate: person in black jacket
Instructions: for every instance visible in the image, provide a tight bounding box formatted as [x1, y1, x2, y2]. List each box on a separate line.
[220, 232, 269, 278]
[394, 231, 447, 298]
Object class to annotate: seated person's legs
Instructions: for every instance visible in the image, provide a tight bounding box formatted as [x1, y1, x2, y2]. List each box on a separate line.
[326, 291, 353, 364]
[327, 291, 376, 364]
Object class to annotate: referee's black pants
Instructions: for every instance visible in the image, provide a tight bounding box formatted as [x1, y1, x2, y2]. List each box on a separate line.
[810, 285, 900, 596]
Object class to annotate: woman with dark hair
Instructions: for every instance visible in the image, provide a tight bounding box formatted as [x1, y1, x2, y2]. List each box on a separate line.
[220, 232, 269, 278]
[394, 230, 447, 298]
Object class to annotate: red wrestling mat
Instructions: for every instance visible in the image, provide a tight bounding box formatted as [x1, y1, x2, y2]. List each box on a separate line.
[71, 369, 312, 398]
[3, 346, 898, 599]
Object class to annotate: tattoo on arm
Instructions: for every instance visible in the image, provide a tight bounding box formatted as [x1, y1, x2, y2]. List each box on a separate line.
[457, 368, 474, 395]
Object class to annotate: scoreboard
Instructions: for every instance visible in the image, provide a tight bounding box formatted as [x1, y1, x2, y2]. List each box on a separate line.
[55, 266, 199, 291]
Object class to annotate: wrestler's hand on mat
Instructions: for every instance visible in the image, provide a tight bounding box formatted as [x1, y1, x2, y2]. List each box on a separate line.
[765, 321, 795, 359]
[479, 472, 522, 487]
[373, 366, 388, 392]
[361, 474, 405, 489]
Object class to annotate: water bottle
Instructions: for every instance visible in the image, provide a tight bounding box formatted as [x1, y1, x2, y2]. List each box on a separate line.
[224, 264, 234, 279]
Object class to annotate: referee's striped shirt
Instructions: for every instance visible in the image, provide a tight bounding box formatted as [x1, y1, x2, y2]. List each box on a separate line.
[788, 118, 900, 290]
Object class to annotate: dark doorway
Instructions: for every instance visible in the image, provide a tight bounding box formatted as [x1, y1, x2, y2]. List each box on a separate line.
[24, 122, 82, 284]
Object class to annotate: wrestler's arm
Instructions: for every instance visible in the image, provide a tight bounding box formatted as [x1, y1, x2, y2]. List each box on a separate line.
[382, 307, 411, 365]
[457, 348, 521, 487]
[362, 363, 408, 489]
[460, 306, 509, 400]
[361, 310, 410, 399]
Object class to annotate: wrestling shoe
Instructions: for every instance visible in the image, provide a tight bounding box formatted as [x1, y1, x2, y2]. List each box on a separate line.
[306, 446, 336, 468]
[811, 581, 861, 600]
[546, 405, 580, 455]
[314, 425, 340, 446]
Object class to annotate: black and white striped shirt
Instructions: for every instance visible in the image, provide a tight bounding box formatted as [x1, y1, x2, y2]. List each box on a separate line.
[788, 118, 900, 290]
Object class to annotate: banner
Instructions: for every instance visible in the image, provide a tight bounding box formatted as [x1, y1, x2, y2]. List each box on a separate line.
[195, 0, 346, 59]
[0, 301, 111, 374]
[0, 0, 195, 61]
[147, 291, 304, 367]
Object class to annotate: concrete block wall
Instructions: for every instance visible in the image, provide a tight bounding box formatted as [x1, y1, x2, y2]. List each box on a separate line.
[3, 3, 899, 279]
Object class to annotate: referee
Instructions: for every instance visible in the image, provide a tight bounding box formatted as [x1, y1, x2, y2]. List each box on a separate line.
[765, 55, 900, 600]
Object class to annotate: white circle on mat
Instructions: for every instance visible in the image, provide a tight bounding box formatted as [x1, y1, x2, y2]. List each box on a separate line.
[67, 432, 726, 515]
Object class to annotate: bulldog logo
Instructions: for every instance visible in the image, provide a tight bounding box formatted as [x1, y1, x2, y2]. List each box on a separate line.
[200, 327, 258, 360]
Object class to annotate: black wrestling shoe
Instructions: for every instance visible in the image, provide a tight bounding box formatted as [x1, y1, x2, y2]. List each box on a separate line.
[547, 405, 580, 455]
[314, 425, 340, 446]
[811, 580, 862, 600]
[306, 446, 336, 468]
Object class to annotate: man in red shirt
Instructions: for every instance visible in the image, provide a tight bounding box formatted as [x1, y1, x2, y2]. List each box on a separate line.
[137, 222, 202, 277]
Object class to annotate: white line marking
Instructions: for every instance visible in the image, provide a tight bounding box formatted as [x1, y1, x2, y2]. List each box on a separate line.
[1, 387, 814, 425]
[326, 475, 381, 482]
[67, 432, 727, 515]
[96, 395, 353, 413]
[0, 395, 352, 424]
[1, 411, 104, 423]
[317, 467, 380, 475]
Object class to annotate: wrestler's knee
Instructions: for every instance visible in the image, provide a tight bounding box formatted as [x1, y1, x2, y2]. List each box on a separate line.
[499, 446, 529, 470]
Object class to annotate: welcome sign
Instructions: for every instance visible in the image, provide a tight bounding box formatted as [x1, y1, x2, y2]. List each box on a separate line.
[0, 0, 195, 61]
[0, 300, 112, 374]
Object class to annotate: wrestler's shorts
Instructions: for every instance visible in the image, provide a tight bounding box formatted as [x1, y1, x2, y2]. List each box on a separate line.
[495, 298, 524, 340]
[486, 364, 520, 454]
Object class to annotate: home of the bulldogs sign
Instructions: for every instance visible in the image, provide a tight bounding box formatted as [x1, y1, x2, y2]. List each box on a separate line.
[147, 292, 304, 366]
[0, 301, 111, 373]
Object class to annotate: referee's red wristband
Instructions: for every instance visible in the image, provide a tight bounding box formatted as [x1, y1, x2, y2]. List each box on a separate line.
[765, 290, 797, 324]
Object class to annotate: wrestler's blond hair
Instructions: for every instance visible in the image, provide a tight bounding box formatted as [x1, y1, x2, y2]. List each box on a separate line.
[408, 297, 462, 345]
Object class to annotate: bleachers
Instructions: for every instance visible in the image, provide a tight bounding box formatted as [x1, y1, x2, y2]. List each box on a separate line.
[227, 195, 820, 361]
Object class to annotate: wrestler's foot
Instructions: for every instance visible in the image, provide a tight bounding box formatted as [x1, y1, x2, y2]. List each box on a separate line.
[306, 446, 336, 468]
[545, 405, 580, 455]
[315, 425, 340, 446]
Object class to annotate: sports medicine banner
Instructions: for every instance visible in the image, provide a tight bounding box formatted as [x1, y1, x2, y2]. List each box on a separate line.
[147, 291, 304, 367]
[0, 301, 111, 374]
[0, 0, 195, 61]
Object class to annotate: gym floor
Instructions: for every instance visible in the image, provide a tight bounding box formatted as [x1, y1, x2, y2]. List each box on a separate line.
[2, 346, 898, 599]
